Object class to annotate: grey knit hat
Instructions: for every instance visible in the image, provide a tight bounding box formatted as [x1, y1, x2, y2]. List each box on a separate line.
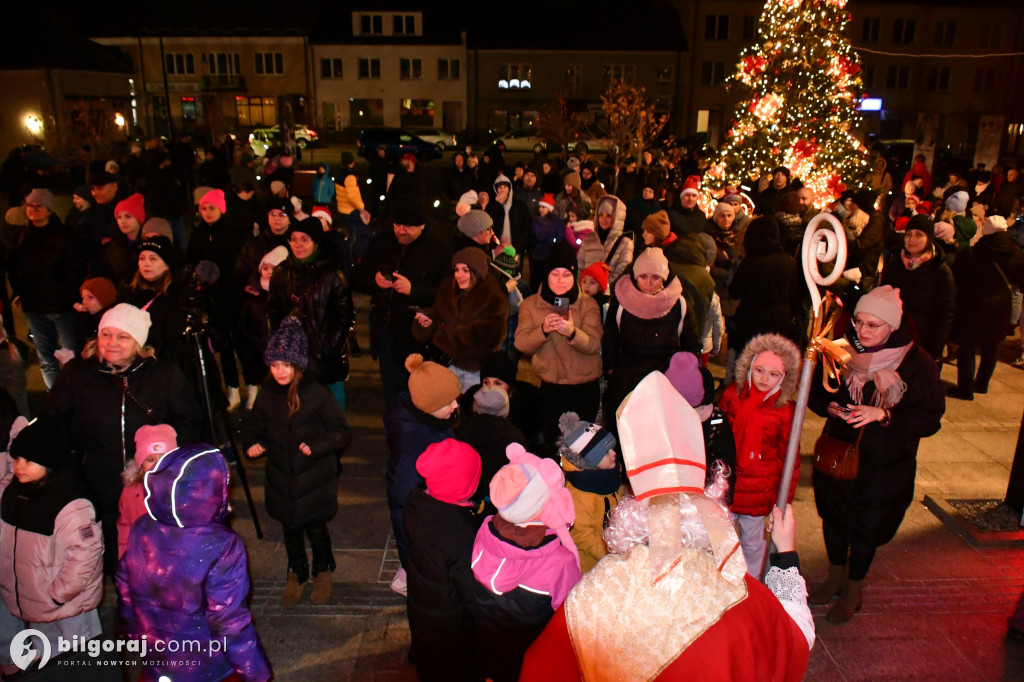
[458, 209, 493, 238]
[25, 188, 55, 212]
[473, 385, 510, 417]
[263, 317, 309, 370]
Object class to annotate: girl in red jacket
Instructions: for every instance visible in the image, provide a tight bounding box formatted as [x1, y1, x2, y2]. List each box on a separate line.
[719, 333, 800, 578]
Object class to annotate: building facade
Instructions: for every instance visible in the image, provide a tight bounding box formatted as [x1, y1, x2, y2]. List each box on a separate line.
[312, 10, 466, 132]
[94, 34, 312, 139]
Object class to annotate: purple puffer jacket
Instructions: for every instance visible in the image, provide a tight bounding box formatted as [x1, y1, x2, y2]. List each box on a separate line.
[115, 445, 271, 682]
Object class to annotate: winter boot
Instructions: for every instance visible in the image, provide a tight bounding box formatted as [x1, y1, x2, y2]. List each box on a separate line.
[809, 564, 847, 605]
[826, 579, 863, 623]
[311, 571, 333, 605]
[226, 386, 241, 411]
[281, 572, 305, 607]
[245, 385, 259, 410]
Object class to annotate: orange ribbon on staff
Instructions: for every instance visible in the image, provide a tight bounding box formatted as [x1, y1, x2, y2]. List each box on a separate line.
[806, 291, 850, 393]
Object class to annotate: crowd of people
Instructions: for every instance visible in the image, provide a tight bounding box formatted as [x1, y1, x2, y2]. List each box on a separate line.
[0, 132, 1022, 680]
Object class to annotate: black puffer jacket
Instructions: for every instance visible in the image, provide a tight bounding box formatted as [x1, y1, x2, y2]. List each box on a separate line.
[403, 487, 481, 682]
[729, 217, 800, 353]
[241, 376, 351, 525]
[485, 195, 532, 254]
[40, 356, 201, 499]
[268, 255, 354, 384]
[878, 247, 955, 360]
[7, 216, 85, 314]
[951, 231, 1024, 345]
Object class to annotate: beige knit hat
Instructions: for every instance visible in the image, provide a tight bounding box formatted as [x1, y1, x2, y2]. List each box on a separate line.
[633, 247, 670, 280]
[405, 354, 462, 413]
[855, 284, 903, 330]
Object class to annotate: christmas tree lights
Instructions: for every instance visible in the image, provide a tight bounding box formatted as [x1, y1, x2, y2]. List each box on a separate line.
[707, 0, 870, 206]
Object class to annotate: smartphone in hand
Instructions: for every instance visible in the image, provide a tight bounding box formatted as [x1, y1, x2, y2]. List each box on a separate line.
[553, 296, 570, 319]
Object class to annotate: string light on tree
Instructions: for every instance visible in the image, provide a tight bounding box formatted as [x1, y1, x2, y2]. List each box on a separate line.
[709, 0, 870, 206]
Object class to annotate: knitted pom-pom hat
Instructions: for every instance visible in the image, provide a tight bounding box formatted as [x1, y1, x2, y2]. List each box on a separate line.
[405, 353, 462, 414]
[264, 317, 309, 370]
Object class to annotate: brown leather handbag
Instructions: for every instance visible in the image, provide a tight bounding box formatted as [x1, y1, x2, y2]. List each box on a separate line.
[813, 421, 863, 481]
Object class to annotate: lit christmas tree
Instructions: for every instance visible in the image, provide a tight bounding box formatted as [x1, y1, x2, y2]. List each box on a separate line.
[706, 0, 870, 205]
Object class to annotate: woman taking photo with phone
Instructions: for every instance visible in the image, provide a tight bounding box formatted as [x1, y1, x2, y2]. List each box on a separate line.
[602, 247, 692, 423]
[515, 241, 603, 458]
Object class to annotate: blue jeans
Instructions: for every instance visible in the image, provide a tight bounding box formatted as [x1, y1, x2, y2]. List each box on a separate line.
[25, 311, 78, 389]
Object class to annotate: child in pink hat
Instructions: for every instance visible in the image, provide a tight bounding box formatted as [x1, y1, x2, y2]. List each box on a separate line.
[116, 424, 177, 559]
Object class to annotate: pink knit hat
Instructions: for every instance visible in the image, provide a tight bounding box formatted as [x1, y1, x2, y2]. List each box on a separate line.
[133, 424, 178, 467]
[664, 352, 705, 407]
[490, 443, 579, 567]
[199, 189, 226, 214]
[416, 439, 482, 505]
[115, 193, 146, 225]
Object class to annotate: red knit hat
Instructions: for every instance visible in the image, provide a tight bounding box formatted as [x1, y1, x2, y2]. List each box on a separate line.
[580, 262, 610, 293]
[416, 439, 482, 504]
[115, 193, 146, 225]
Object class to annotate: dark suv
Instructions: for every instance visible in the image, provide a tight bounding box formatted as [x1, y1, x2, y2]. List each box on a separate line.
[356, 128, 444, 162]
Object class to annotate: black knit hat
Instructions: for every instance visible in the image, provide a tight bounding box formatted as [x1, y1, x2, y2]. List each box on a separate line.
[904, 214, 935, 241]
[853, 189, 877, 214]
[391, 194, 427, 226]
[480, 351, 517, 387]
[545, 241, 579, 279]
[265, 195, 292, 215]
[290, 217, 324, 245]
[10, 418, 73, 471]
[264, 317, 309, 370]
[137, 236, 181, 269]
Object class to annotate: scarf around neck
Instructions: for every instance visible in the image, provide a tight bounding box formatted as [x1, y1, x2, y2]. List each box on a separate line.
[839, 327, 912, 408]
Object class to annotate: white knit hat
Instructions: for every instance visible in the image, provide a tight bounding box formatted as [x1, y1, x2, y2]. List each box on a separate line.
[855, 284, 903, 330]
[633, 247, 670, 280]
[982, 215, 1008, 236]
[99, 303, 152, 347]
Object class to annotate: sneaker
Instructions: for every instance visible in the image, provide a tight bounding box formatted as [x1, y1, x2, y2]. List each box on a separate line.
[226, 386, 241, 411]
[245, 385, 259, 410]
[390, 567, 408, 596]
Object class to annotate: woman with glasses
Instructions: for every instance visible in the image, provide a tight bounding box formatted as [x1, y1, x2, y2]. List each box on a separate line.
[807, 285, 944, 623]
[268, 217, 354, 408]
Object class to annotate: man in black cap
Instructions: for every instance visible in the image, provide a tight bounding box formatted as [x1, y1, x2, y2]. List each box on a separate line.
[78, 169, 125, 270]
[353, 194, 452, 405]
[755, 165, 793, 215]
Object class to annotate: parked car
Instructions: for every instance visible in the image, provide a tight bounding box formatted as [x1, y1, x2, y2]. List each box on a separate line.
[494, 128, 547, 153]
[409, 128, 458, 151]
[356, 128, 444, 162]
[248, 124, 318, 151]
[248, 129, 276, 157]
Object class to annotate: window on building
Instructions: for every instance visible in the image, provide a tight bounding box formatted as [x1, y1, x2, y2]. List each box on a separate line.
[973, 68, 996, 93]
[350, 98, 384, 127]
[862, 18, 880, 44]
[208, 52, 241, 75]
[393, 14, 416, 35]
[980, 23, 1001, 48]
[705, 14, 729, 40]
[565, 64, 582, 97]
[886, 65, 910, 90]
[399, 98, 434, 127]
[254, 53, 284, 76]
[601, 64, 635, 89]
[742, 15, 757, 41]
[926, 67, 951, 91]
[498, 64, 532, 90]
[235, 96, 277, 127]
[359, 14, 383, 35]
[701, 62, 727, 86]
[862, 64, 875, 90]
[892, 19, 916, 44]
[656, 66, 673, 82]
[933, 21, 956, 46]
[438, 58, 460, 80]
[400, 58, 422, 80]
[165, 53, 195, 75]
[320, 58, 343, 79]
[181, 96, 197, 121]
[358, 58, 381, 80]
